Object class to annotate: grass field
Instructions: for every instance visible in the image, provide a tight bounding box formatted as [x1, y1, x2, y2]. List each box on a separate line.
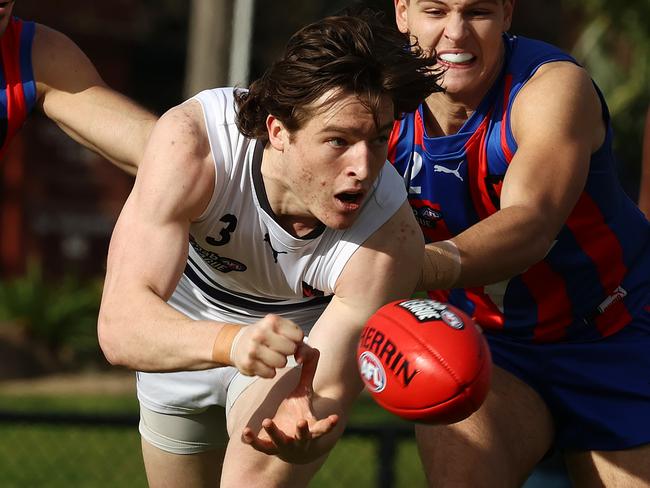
[0, 391, 426, 487]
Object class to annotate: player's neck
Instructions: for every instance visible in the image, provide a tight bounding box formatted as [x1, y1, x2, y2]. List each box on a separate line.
[260, 146, 321, 238]
[424, 46, 506, 137]
[422, 95, 477, 137]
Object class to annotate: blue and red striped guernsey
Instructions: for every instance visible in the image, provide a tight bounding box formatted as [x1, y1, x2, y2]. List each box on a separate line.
[390, 34, 650, 343]
[0, 17, 37, 160]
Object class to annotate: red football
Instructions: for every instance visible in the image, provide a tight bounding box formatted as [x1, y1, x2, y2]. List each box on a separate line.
[357, 298, 492, 424]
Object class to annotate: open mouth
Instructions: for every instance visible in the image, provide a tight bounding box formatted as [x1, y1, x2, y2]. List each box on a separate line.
[335, 191, 364, 211]
[438, 52, 475, 67]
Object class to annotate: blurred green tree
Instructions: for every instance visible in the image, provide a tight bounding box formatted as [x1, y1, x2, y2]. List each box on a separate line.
[568, 0, 650, 196]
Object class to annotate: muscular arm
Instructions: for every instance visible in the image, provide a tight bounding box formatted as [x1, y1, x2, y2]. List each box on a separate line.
[422, 62, 605, 289]
[97, 101, 219, 371]
[98, 101, 304, 374]
[33, 24, 156, 175]
[301, 202, 423, 456]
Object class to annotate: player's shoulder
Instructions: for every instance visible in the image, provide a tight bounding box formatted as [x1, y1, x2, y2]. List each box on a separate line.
[152, 101, 211, 162]
[31, 22, 102, 92]
[137, 102, 215, 218]
[527, 60, 592, 90]
[32, 23, 77, 53]
[513, 61, 601, 130]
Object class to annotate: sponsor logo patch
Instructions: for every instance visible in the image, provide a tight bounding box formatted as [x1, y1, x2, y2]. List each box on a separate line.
[414, 205, 442, 229]
[190, 236, 247, 273]
[398, 299, 464, 329]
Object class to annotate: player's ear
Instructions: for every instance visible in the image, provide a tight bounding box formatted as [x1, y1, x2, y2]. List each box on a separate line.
[503, 0, 515, 32]
[394, 0, 409, 34]
[266, 114, 287, 151]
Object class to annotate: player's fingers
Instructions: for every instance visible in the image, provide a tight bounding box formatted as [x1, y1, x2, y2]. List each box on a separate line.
[241, 428, 278, 455]
[309, 414, 339, 438]
[263, 332, 301, 357]
[238, 355, 276, 378]
[266, 314, 304, 342]
[253, 344, 292, 370]
[261, 418, 290, 447]
[295, 419, 311, 443]
[296, 343, 319, 391]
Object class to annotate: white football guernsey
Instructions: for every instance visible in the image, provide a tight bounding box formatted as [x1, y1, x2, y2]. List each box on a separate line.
[137, 88, 407, 414]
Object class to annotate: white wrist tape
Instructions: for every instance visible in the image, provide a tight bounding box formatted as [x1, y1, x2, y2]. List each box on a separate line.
[420, 239, 461, 290]
[228, 326, 247, 365]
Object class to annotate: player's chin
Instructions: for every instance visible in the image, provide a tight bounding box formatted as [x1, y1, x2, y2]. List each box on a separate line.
[322, 213, 358, 231]
[324, 204, 362, 230]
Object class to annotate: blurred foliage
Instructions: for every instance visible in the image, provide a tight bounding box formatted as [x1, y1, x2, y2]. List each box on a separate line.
[567, 0, 650, 195]
[0, 263, 103, 367]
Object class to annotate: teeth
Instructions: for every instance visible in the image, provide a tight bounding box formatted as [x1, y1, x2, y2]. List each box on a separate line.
[439, 52, 474, 63]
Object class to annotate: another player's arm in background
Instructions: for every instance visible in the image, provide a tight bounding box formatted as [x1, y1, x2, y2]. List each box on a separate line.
[639, 106, 650, 219]
[244, 201, 424, 463]
[97, 101, 303, 375]
[420, 61, 603, 290]
[32, 23, 157, 175]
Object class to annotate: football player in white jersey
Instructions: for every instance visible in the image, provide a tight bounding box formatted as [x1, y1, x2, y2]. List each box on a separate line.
[98, 10, 441, 488]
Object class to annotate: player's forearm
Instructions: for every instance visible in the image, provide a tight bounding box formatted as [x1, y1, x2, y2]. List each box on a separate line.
[421, 205, 556, 290]
[98, 290, 227, 372]
[45, 86, 157, 175]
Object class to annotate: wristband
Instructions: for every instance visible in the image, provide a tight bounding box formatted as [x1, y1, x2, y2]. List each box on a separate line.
[419, 240, 461, 291]
[211, 324, 243, 365]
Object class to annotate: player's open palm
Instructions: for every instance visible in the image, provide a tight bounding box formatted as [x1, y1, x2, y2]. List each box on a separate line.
[241, 343, 339, 464]
[231, 314, 304, 378]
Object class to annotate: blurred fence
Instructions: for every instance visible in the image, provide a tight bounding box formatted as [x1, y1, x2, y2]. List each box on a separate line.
[0, 410, 571, 487]
[0, 410, 423, 488]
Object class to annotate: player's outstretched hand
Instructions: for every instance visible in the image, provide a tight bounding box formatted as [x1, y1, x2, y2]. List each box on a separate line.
[231, 314, 304, 378]
[241, 343, 339, 464]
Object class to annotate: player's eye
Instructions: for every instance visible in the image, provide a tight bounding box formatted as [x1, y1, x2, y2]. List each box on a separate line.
[467, 9, 491, 17]
[372, 134, 390, 146]
[327, 137, 347, 148]
[424, 9, 445, 17]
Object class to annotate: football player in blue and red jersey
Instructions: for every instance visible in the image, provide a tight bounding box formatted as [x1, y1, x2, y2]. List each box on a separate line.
[0, 1, 155, 172]
[391, 0, 650, 486]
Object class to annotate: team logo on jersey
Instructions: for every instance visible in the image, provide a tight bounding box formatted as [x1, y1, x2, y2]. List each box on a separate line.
[190, 236, 247, 273]
[264, 233, 287, 263]
[302, 282, 324, 298]
[398, 299, 464, 329]
[412, 205, 442, 229]
[433, 160, 464, 182]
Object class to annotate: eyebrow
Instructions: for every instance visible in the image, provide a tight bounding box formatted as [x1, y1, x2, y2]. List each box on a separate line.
[416, 0, 500, 5]
[321, 121, 395, 137]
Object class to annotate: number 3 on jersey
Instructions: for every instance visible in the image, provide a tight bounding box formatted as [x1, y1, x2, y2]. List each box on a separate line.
[206, 214, 237, 246]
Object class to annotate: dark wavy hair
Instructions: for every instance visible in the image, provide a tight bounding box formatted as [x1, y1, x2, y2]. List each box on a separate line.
[235, 9, 442, 142]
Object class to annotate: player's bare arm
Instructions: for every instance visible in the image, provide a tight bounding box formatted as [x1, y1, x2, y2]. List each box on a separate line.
[421, 62, 604, 289]
[32, 23, 156, 175]
[98, 102, 303, 374]
[243, 201, 423, 463]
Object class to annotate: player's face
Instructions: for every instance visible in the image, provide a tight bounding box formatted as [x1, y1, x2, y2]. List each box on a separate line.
[395, 0, 513, 102]
[273, 91, 394, 233]
[0, 1, 15, 36]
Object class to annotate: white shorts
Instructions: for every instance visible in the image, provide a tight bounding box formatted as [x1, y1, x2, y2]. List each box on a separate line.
[138, 356, 299, 454]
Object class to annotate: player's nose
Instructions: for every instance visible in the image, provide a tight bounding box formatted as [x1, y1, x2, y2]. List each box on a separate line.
[345, 142, 374, 180]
